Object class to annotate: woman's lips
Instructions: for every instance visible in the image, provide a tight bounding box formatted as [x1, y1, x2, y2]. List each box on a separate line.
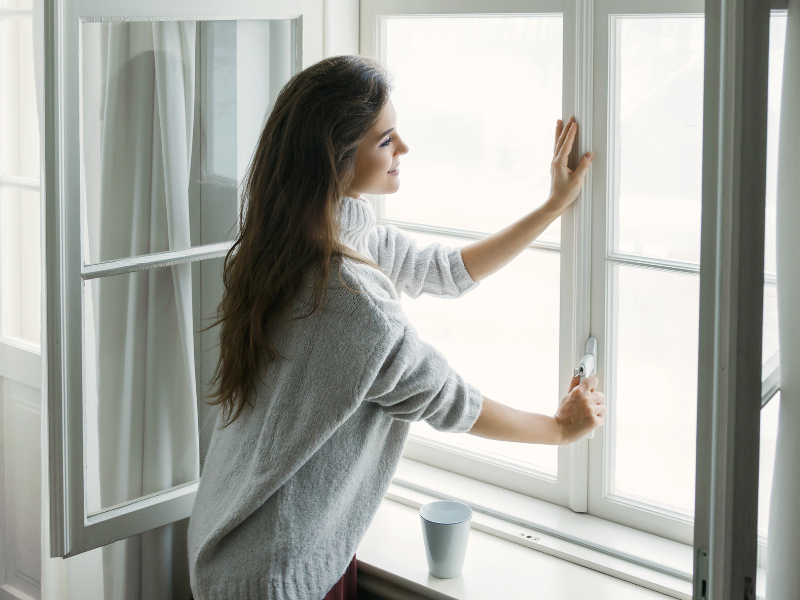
[388, 166, 400, 176]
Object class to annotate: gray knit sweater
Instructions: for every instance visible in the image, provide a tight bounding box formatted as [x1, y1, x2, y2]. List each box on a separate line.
[187, 195, 483, 599]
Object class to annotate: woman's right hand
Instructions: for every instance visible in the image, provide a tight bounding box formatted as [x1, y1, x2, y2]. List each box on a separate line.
[554, 375, 606, 444]
[544, 117, 593, 216]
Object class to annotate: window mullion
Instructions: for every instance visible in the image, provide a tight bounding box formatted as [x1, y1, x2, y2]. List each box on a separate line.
[560, 0, 594, 514]
[606, 253, 700, 276]
[80, 241, 232, 280]
[0, 175, 41, 191]
[0, 8, 33, 17]
[378, 217, 561, 253]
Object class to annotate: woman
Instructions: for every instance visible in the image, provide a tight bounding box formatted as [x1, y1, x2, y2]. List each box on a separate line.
[187, 55, 603, 600]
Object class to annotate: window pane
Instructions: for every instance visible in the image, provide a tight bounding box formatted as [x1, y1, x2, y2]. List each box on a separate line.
[758, 393, 780, 537]
[614, 17, 704, 263]
[404, 231, 560, 475]
[612, 266, 699, 512]
[763, 284, 779, 366]
[0, 17, 39, 179]
[384, 17, 563, 244]
[765, 14, 787, 276]
[80, 20, 294, 264]
[1, 187, 40, 345]
[84, 259, 222, 513]
[756, 392, 780, 595]
[761, 13, 786, 387]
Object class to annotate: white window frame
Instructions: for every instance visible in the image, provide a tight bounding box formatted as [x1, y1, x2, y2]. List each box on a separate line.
[588, 0, 703, 546]
[45, 0, 321, 558]
[360, 0, 595, 513]
[694, 0, 773, 591]
[361, 0, 782, 567]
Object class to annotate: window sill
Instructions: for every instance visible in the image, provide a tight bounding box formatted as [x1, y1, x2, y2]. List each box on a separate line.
[0, 339, 41, 389]
[356, 458, 693, 600]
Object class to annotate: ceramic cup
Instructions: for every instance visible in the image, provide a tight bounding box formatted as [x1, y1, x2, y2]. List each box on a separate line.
[419, 500, 472, 579]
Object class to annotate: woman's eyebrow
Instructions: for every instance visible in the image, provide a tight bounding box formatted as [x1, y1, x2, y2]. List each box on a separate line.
[379, 127, 394, 138]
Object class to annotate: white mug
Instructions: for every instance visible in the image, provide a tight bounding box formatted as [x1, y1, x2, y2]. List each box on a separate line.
[419, 500, 472, 579]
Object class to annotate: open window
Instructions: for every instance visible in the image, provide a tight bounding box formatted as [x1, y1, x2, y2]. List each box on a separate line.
[46, 0, 320, 557]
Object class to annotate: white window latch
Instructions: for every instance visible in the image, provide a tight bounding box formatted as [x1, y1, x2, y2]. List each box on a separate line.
[574, 336, 598, 439]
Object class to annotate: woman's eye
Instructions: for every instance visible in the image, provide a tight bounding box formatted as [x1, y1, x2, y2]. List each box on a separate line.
[380, 136, 393, 148]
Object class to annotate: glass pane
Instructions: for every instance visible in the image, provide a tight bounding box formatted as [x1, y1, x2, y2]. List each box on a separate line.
[765, 14, 787, 276]
[384, 17, 563, 244]
[614, 17, 705, 263]
[1, 186, 40, 345]
[763, 284, 779, 366]
[0, 18, 39, 179]
[612, 266, 699, 512]
[758, 393, 780, 537]
[756, 392, 780, 596]
[80, 20, 295, 264]
[405, 231, 560, 475]
[84, 259, 223, 513]
[761, 13, 786, 393]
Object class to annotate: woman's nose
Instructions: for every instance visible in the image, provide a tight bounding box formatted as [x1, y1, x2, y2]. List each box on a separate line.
[397, 136, 409, 155]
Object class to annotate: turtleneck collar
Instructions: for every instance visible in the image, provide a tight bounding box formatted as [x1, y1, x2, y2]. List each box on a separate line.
[336, 195, 376, 253]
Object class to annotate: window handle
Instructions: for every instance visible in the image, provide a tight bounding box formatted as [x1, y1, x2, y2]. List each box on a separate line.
[574, 337, 598, 439]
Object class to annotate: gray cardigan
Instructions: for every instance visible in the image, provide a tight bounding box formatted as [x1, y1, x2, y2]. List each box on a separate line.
[187, 195, 483, 599]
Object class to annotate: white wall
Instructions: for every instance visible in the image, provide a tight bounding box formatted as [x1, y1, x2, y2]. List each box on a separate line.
[327, 0, 359, 57]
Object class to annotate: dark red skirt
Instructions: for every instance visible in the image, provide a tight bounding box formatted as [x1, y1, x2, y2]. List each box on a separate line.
[322, 554, 357, 600]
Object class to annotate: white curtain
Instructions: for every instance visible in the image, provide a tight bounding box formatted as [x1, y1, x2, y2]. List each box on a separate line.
[766, 0, 800, 597]
[38, 15, 200, 600]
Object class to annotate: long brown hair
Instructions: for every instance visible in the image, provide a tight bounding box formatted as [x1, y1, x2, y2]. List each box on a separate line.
[208, 55, 392, 427]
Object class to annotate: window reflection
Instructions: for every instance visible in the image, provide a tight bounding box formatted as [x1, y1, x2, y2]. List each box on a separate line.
[80, 19, 295, 513]
[80, 19, 294, 265]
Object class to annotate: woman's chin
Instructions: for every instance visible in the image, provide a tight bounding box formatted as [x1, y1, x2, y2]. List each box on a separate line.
[365, 180, 401, 196]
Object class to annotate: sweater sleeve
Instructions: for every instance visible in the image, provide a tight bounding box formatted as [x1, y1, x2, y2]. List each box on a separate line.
[366, 223, 480, 299]
[362, 321, 484, 433]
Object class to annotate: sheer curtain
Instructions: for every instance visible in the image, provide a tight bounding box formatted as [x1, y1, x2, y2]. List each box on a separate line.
[766, 0, 800, 597]
[38, 15, 200, 600]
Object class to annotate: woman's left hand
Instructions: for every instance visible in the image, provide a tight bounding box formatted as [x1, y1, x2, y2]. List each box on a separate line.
[554, 374, 606, 444]
[546, 117, 593, 214]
